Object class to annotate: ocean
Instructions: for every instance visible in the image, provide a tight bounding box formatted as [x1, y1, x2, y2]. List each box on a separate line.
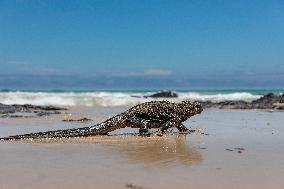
[0, 89, 283, 107]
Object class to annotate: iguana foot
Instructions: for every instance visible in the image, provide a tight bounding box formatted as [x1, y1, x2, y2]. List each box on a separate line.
[139, 127, 151, 137]
[155, 133, 163, 137]
[139, 133, 151, 137]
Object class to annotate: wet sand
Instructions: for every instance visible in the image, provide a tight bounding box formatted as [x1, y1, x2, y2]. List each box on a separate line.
[1, 107, 284, 189]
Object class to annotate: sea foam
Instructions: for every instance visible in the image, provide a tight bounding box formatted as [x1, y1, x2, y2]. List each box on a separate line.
[0, 91, 262, 107]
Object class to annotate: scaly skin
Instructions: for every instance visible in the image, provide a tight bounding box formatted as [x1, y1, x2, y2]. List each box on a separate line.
[0, 100, 202, 141]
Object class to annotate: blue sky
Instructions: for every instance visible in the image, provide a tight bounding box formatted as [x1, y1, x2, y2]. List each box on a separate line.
[0, 0, 284, 89]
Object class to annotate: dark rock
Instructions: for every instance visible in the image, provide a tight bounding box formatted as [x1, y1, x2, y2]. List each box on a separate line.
[145, 90, 178, 98]
[126, 184, 144, 189]
[264, 93, 275, 98]
[62, 117, 93, 122]
[226, 149, 234, 151]
[279, 94, 284, 103]
[234, 147, 245, 151]
[20, 104, 67, 111]
[0, 114, 36, 118]
[276, 105, 284, 110]
[0, 103, 19, 114]
[37, 111, 61, 117]
[252, 93, 279, 104]
[130, 95, 142, 98]
[250, 93, 281, 109]
[0, 103, 66, 118]
[200, 100, 250, 109]
[200, 93, 284, 110]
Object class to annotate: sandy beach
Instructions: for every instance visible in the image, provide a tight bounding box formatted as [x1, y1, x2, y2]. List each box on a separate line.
[1, 106, 284, 189]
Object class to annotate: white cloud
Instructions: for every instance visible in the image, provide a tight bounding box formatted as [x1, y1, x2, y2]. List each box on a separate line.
[2, 61, 172, 77]
[112, 69, 172, 77]
[143, 69, 172, 76]
[2, 60, 61, 75]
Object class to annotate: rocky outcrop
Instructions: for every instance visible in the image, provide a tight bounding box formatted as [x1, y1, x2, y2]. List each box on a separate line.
[144, 91, 178, 98]
[62, 117, 93, 122]
[200, 93, 284, 110]
[0, 103, 66, 118]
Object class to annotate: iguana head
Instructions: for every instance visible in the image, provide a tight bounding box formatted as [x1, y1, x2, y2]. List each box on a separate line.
[178, 100, 203, 117]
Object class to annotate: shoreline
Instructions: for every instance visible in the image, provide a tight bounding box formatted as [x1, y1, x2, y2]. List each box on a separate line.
[0, 92, 283, 119]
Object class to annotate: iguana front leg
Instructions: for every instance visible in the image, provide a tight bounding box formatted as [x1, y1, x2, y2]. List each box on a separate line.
[126, 117, 151, 136]
[161, 118, 189, 133]
[176, 123, 189, 133]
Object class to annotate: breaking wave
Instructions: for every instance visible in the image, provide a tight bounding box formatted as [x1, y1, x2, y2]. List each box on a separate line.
[0, 91, 262, 107]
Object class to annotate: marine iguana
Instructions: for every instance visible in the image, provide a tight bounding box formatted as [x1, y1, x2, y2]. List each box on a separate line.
[0, 100, 202, 141]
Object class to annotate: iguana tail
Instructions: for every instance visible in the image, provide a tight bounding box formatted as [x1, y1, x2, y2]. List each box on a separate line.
[0, 126, 103, 141]
[0, 115, 125, 141]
